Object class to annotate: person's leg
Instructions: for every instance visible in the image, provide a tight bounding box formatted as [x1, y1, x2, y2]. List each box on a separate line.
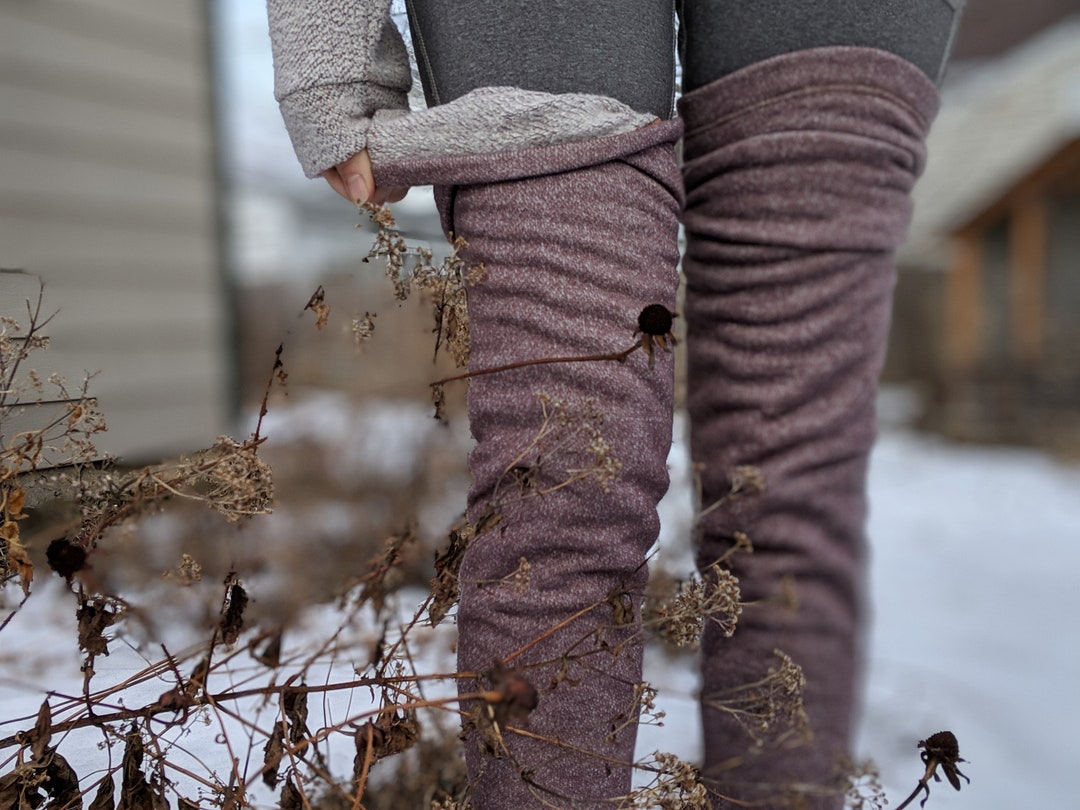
[389, 4, 678, 807]
[680, 0, 963, 89]
[677, 4, 963, 807]
[406, 0, 676, 118]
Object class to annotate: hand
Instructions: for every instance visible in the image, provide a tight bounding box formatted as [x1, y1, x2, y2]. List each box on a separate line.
[321, 149, 408, 206]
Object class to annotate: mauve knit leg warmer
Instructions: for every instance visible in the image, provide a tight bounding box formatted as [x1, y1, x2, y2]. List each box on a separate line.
[376, 120, 683, 808]
[677, 49, 938, 808]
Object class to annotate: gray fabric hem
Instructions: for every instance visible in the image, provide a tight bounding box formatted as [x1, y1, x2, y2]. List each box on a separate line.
[365, 86, 656, 166]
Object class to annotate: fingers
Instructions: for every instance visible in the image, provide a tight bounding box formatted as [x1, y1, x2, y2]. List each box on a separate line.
[321, 168, 349, 200]
[321, 150, 409, 207]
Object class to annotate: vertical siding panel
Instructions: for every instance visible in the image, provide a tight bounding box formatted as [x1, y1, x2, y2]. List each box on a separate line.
[0, 0, 227, 463]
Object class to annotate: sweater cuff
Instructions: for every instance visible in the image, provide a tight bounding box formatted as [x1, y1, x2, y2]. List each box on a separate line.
[278, 82, 410, 178]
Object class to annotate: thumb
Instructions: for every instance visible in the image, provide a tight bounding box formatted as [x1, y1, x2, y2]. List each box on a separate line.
[336, 150, 375, 205]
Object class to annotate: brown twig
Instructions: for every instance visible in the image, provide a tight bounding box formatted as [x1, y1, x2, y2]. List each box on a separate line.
[430, 341, 642, 387]
[352, 721, 376, 809]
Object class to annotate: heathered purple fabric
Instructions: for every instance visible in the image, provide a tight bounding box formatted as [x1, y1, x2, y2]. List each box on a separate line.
[379, 119, 683, 807]
[678, 48, 938, 808]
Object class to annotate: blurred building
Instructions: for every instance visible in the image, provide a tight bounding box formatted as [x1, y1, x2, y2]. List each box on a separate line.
[889, 13, 1080, 450]
[0, 0, 230, 463]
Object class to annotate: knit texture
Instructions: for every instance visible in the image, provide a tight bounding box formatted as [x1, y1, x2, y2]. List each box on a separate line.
[268, 0, 656, 179]
[379, 119, 683, 808]
[678, 48, 938, 809]
[267, 0, 412, 176]
[367, 88, 656, 165]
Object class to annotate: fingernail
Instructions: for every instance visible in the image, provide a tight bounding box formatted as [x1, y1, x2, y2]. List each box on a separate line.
[346, 174, 369, 205]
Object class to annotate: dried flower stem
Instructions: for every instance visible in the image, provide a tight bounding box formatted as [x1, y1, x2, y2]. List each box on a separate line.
[500, 598, 607, 665]
[429, 341, 643, 388]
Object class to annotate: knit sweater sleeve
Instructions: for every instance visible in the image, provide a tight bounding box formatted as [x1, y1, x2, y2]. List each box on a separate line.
[267, 0, 412, 178]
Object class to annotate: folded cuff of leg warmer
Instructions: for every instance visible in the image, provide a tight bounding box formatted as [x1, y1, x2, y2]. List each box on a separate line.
[679, 47, 938, 256]
[679, 46, 939, 146]
[373, 116, 684, 215]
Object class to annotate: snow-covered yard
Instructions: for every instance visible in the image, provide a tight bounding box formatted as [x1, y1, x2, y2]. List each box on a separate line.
[2, 392, 1077, 807]
[639, 393, 1080, 808]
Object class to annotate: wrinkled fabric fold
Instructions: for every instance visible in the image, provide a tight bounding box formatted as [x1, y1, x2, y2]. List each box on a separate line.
[678, 48, 938, 809]
[380, 120, 683, 808]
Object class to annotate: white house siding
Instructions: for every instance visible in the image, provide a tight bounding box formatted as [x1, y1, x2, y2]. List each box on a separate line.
[0, 0, 229, 462]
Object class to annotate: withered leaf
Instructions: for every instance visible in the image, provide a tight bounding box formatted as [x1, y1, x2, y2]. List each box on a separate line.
[185, 655, 210, 699]
[252, 628, 283, 669]
[219, 577, 248, 645]
[465, 705, 504, 758]
[367, 622, 388, 671]
[280, 780, 303, 810]
[262, 721, 286, 787]
[357, 529, 414, 616]
[607, 586, 635, 626]
[303, 285, 330, 330]
[155, 686, 194, 714]
[119, 729, 166, 810]
[29, 700, 51, 762]
[176, 799, 199, 810]
[283, 689, 309, 747]
[77, 596, 119, 657]
[6, 486, 27, 518]
[2, 524, 34, 596]
[431, 383, 446, 421]
[40, 749, 80, 809]
[120, 728, 143, 777]
[428, 527, 470, 627]
[0, 766, 41, 810]
[354, 707, 419, 776]
[1, 749, 84, 810]
[87, 774, 115, 810]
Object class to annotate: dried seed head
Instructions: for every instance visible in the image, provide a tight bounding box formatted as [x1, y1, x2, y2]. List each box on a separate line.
[637, 304, 675, 337]
[701, 649, 810, 748]
[483, 663, 539, 730]
[46, 538, 88, 582]
[898, 729, 970, 809]
[840, 757, 888, 810]
[919, 730, 960, 760]
[630, 752, 710, 808]
[729, 465, 766, 497]
[351, 311, 376, 346]
[644, 563, 742, 649]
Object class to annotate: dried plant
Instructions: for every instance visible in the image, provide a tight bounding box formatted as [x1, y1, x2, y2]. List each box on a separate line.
[643, 563, 743, 649]
[495, 391, 623, 499]
[351, 311, 377, 348]
[1, 283, 107, 598]
[364, 203, 483, 369]
[0, 217, 959, 810]
[624, 752, 710, 809]
[701, 649, 812, 750]
[895, 730, 970, 809]
[840, 757, 889, 810]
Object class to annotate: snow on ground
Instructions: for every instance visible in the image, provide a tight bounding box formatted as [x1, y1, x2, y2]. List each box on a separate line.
[854, 424, 1080, 808]
[636, 396, 1080, 807]
[3, 393, 1077, 807]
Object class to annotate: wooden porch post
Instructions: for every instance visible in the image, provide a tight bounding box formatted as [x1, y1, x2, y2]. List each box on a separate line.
[1008, 194, 1048, 365]
[945, 231, 983, 373]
